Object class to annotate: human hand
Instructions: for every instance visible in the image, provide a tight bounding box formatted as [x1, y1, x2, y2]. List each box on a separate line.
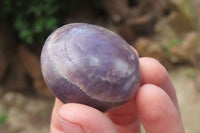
[50, 49, 185, 133]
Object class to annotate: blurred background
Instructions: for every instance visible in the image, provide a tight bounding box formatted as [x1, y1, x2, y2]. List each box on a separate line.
[0, 0, 200, 132]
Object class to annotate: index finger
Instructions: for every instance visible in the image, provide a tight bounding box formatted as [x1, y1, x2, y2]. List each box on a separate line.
[139, 57, 178, 108]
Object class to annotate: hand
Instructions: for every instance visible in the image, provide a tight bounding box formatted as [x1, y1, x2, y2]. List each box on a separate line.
[50, 49, 185, 133]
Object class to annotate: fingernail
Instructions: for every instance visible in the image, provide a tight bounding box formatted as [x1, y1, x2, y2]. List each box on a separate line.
[58, 116, 84, 133]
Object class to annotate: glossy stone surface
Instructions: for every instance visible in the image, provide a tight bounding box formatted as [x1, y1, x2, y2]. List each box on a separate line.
[41, 23, 141, 112]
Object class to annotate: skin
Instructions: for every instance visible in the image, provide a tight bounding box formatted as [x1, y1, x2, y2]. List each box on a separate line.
[50, 48, 185, 133]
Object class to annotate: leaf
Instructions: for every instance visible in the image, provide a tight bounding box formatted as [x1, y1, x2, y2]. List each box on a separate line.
[0, 112, 7, 125]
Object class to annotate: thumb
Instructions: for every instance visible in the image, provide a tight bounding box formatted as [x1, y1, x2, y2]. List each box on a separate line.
[58, 103, 118, 133]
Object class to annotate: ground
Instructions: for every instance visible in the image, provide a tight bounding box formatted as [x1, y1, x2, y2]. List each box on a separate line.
[0, 66, 199, 133]
[170, 66, 200, 133]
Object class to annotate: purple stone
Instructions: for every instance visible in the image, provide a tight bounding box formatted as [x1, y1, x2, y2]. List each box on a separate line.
[41, 23, 141, 112]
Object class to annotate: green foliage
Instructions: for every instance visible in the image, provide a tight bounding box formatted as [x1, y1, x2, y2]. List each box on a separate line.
[178, 0, 196, 22]
[39, 110, 48, 119]
[91, 0, 103, 10]
[167, 38, 179, 49]
[0, 111, 7, 125]
[0, 0, 77, 44]
[165, 38, 180, 57]
[186, 68, 196, 79]
[197, 27, 200, 33]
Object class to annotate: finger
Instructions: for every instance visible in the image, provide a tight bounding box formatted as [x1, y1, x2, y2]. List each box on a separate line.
[136, 84, 185, 133]
[139, 57, 178, 107]
[106, 98, 140, 133]
[58, 103, 118, 133]
[50, 98, 64, 133]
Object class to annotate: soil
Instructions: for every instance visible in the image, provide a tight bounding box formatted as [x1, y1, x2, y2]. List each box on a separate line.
[170, 66, 200, 133]
[0, 91, 54, 133]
